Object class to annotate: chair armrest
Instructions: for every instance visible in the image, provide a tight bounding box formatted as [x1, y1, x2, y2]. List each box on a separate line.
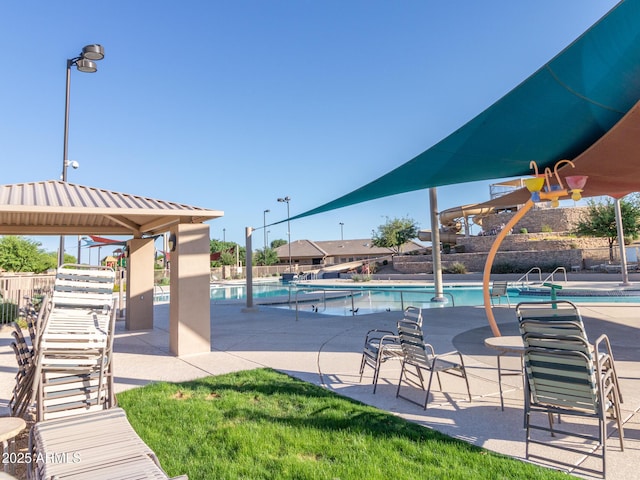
[364, 329, 396, 344]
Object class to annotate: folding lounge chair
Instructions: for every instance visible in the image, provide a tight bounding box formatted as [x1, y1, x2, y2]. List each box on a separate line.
[28, 407, 187, 479]
[359, 307, 422, 393]
[30, 266, 118, 420]
[10, 297, 51, 418]
[32, 298, 116, 421]
[395, 319, 471, 409]
[520, 337, 624, 478]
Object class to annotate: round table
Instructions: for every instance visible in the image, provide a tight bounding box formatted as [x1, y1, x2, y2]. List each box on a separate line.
[0, 417, 26, 475]
[484, 335, 525, 412]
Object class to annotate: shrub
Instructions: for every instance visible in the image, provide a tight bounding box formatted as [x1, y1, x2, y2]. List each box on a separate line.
[541, 224, 553, 233]
[351, 274, 372, 282]
[443, 262, 467, 274]
[519, 228, 528, 234]
[0, 301, 19, 324]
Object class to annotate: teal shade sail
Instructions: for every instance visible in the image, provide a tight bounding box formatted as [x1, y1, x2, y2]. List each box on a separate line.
[285, 0, 640, 224]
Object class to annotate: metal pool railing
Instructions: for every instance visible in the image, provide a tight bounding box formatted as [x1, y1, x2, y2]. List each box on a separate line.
[292, 287, 455, 320]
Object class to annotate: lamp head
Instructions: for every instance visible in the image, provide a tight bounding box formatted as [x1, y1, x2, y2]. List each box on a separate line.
[82, 44, 104, 61]
[76, 58, 97, 73]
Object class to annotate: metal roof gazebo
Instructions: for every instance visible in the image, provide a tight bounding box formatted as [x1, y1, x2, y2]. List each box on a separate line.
[0, 180, 223, 356]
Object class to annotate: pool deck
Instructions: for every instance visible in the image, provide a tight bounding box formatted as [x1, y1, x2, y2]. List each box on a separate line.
[1, 276, 639, 479]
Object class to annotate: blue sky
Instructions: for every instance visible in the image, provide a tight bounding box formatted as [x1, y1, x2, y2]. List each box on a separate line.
[0, 1, 619, 258]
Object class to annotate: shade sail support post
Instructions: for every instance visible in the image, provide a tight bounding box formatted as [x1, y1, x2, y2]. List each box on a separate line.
[429, 188, 445, 302]
[483, 199, 534, 337]
[614, 197, 631, 286]
[245, 226, 254, 308]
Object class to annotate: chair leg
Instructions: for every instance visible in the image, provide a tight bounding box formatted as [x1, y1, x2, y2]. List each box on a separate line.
[423, 368, 437, 410]
[358, 354, 366, 380]
[458, 355, 472, 402]
[395, 360, 407, 398]
[372, 357, 382, 394]
[611, 387, 625, 451]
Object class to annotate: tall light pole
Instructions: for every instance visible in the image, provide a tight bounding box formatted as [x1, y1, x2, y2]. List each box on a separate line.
[58, 44, 105, 267]
[263, 209, 270, 251]
[277, 196, 292, 271]
[339, 222, 344, 241]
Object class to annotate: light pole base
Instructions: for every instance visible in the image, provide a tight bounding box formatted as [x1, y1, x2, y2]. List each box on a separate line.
[430, 296, 448, 304]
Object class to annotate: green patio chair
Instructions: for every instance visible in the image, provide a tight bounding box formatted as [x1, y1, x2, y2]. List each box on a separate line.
[521, 341, 624, 478]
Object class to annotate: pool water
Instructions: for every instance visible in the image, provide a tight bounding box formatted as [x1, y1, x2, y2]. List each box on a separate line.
[209, 283, 291, 301]
[277, 284, 640, 316]
[154, 282, 640, 315]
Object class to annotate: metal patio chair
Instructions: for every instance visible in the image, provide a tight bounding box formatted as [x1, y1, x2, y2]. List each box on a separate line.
[490, 281, 510, 307]
[395, 319, 471, 409]
[359, 307, 422, 393]
[520, 337, 624, 478]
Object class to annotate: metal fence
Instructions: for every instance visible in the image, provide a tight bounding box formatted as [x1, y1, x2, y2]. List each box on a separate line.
[0, 273, 55, 324]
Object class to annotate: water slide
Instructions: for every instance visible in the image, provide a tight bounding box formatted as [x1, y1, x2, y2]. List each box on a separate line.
[419, 203, 496, 243]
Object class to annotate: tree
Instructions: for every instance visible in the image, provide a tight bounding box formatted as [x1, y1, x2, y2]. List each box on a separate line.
[254, 248, 279, 266]
[573, 197, 640, 261]
[270, 239, 287, 249]
[209, 239, 245, 266]
[371, 216, 420, 254]
[0, 236, 57, 273]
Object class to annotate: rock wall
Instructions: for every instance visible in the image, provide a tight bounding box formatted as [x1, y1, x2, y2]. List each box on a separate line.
[393, 249, 584, 274]
[457, 233, 608, 253]
[479, 206, 587, 234]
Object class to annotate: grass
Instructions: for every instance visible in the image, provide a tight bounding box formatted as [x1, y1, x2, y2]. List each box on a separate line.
[117, 368, 568, 480]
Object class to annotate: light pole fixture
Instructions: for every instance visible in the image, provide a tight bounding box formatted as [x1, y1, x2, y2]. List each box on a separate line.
[339, 222, 344, 241]
[223, 228, 226, 243]
[277, 196, 292, 271]
[58, 44, 105, 267]
[263, 209, 270, 251]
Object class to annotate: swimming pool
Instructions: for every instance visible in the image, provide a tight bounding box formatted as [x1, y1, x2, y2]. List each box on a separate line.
[276, 283, 640, 316]
[154, 281, 640, 315]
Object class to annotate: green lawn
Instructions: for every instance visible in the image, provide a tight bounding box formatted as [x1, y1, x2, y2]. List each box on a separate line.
[117, 368, 569, 480]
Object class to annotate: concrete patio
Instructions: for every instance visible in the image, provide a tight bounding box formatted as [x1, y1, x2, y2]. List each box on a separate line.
[1, 300, 638, 479]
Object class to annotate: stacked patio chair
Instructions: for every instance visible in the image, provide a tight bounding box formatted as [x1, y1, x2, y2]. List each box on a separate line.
[17, 265, 189, 479]
[516, 300, 623, 403]
[28, 407, 188, 480]
[31, 265, 117, 421]
[395, 318, 471, 409]
[9, 296, 51, 418]
[516, 300, 624, 477]
[359, 306, 422, 393]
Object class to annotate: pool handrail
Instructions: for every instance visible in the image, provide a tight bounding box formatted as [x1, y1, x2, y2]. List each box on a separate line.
[516, 267, 542, 285]
[293, 286, 455, 321]
[541, 266, 568, 284]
